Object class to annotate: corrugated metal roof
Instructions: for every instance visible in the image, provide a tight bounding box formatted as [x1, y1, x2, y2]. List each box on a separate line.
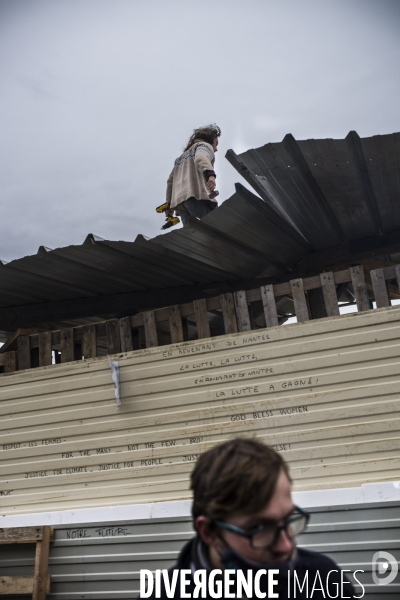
[227, 131, 400, 250]
[1, 131, 399, 340]
[0, 185, 306, 312]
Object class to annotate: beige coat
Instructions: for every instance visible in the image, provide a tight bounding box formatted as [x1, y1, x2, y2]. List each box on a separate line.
[166, 140, 216, 209]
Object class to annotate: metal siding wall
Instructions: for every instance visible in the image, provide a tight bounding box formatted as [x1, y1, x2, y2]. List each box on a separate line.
[1, 502, 397, 599]
[1, 306, 400, 514]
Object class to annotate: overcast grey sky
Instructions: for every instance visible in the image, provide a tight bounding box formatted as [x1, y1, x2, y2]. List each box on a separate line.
[1, 0, 399, 262]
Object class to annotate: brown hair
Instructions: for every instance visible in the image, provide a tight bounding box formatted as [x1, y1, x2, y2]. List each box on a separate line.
[190, 438, 291, 522]
[183, 124, 221, 152]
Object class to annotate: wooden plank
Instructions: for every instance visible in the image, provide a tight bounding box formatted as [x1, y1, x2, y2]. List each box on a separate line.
[32, 526, 52, 600]
[4, 351, 17, 373]
[371, 268, 390, 308]
[119, 317, 133, 353]
[39, 332, 52, 367]
[396, 264, 400, 294]
[60, 328, 74, 363]
[233, 291, 251, 332]
[193, 299, 210, 339]
[350, 266, 370, 311]
[82, 324, 97, 359]
[220, 293, 238, 334]
[320, 272, 340, 317]
[17, 335, 31, 370]
[143, 310, 158, 348]
[0, 527, 43, 544]
[290, 278, 310, 322]
[0, 328, 37, 354]
[260, 284, 279, 327]
[0, 576, 34, 594]
[106, 319, 121, 355]
[168, 305, 184, 343]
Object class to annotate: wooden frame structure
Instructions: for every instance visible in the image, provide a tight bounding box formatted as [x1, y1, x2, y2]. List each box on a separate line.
[0, 527, 53, 599]
[0, 263, 399, 374]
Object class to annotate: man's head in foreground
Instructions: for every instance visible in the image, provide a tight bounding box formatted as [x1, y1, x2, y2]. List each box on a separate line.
[191, 438, 308, 567]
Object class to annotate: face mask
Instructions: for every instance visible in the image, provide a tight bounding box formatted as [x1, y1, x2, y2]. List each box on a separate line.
[220, 546, 291, 593]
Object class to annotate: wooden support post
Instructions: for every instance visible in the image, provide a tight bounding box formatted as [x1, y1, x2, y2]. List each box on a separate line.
[290, 278, 310, 323]
[307, 287, 327, 319]
[38, 332, 52, 367]
[233, 291, 251, 332]
[82, 324, 97, 359]
[220, 293, 238, 334]
[260, 284, 279, 327]
[143, 310, 158, 348]
[60, 328, 74, 363]
[350, 266, 370, 311]
[320, 272, 340, 316]
[370, 268, 390, 308]
[17, 335, 31, 370]
[169, 305, 184, 343]
[32, 526, 52, 600]
[0, 526, 53, 599]
[5, 351, 17, 373]
[193, 299, 210, 339]
[396, 264, 400, 295]
[106, 319, 121, 355]
[119, 317, 133, 352]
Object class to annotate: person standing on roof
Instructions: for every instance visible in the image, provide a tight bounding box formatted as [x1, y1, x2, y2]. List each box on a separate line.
[165, 124, 221, 227]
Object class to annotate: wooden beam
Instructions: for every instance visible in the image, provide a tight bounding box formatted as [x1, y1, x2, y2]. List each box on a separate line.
[119, 317, 133, 353]
[193, 299, 210, 339]
[4, 351, 17, 373]
[233, 291, 251, 332]
[396, 264, 400, 294]
[106, 319, 121, 355]
[220, 293, 238, 334]
[320, 272, 340, 317]
[290, 279, 309, 322]
[60, 328, 74, 363]
[370, 268, 390, 308]
[17, 335, 31, 370]
[0, 328, 38, 354]
[0, 576, 34, 595]
[260, 285, 279, 327]
[32, 526, 52, 600]
[143, 310, 158, 348]
[350, 266, 370, 311]
[82, 324, 97, 359]
[39, 332, 52, 367]
[169, 305, 184, 344]
[0, 527, 44, 544]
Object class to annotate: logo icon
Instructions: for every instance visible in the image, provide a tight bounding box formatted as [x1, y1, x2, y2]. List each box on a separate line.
[372, 551, 398, 585]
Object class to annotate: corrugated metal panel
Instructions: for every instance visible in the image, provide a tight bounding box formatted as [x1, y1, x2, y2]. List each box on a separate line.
[1, 305, 400, 514]
[0, 185, 305, 315]
[229, 131, 400, 250]
[0, 502, 398, 599]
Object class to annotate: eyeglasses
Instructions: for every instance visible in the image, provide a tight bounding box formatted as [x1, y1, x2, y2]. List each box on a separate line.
[213, 506, 309, 549]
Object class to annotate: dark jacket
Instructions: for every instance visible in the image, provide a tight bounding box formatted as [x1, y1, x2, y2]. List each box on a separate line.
[139, 536, 357, 600]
